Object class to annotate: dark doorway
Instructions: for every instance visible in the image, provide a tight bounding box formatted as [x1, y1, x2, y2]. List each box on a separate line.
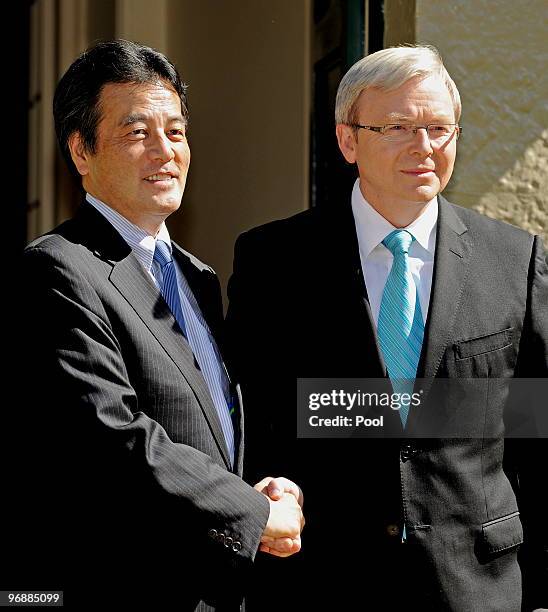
[15, 1, 31, 251]
[311, 0, 384, 209]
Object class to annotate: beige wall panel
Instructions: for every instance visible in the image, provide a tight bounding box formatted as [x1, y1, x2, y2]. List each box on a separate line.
[55, 0, 89, 226]
[116, 0, 168, 51]
[166, 0, 310, 298]
[36, 0, 57, 237]
[416, 0, 547, 241]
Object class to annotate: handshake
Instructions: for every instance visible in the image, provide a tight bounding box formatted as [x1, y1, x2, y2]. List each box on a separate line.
[254, 476, 305, 558]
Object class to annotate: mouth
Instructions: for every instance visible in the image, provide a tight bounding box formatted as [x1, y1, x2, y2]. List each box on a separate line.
[401, 168, 435, 176]
[143, 172, 178, 183]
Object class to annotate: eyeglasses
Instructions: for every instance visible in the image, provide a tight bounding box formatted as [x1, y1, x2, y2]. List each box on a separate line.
[350, 123, 461, 143]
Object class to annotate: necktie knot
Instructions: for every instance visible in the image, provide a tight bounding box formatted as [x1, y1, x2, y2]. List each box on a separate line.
[154, 239, 172, 268]
[382, 230, 414, 256]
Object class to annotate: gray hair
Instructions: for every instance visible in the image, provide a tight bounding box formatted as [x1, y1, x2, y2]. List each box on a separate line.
[335, 45, 461, 125]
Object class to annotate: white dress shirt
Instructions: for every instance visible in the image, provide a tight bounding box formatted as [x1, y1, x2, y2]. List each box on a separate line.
[350, 179, 438, 327]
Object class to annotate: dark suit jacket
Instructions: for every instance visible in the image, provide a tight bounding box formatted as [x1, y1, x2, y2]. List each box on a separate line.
[225, 195, 548, 611]
[12, 203, 270, 610]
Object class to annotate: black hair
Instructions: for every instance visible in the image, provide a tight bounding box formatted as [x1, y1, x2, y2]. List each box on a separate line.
[53, 39, 189, 176]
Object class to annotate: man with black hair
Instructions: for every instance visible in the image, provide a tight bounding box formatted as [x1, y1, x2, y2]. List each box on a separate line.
[18, 39, 303, 610]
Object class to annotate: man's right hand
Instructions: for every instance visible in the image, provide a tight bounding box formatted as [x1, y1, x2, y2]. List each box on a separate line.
[260, 491, 304, 558]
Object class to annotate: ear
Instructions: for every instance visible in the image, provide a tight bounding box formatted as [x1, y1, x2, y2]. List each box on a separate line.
[335, 123, 358, 164]
[68, 132, 91, 176]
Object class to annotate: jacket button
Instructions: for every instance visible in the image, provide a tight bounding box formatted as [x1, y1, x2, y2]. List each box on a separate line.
[224, 536, 233, 548]
[232, 541, 242, 552]
[386, 524, 400, 537]
[217, 532, 226, 543]
[208, 528, 218, 539]
[401, 444, 419, 461]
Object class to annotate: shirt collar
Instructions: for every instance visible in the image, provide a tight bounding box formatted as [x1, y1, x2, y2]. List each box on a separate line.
[155, 225, 172, 251]
[350, 179, 438, 257]
[85, 192, 171, 272]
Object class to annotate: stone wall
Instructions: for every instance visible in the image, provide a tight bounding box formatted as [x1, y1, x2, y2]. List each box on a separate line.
[416, 0, 547, 242]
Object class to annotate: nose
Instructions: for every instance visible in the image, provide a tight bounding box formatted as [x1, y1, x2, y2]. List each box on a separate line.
[409, 126, 433, 155]
[148, 131, 175, 163]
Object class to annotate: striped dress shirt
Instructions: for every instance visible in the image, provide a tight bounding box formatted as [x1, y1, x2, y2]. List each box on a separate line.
[86, 193, 235, 465]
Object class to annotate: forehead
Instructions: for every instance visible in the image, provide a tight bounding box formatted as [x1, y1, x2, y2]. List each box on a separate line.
[98, 81, 182, 122]
[356, 75, 455, 121]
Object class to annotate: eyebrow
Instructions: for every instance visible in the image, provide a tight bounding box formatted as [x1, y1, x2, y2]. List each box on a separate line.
[119, 113, 186, 127]
[384, 112, 455, 123]
[385, 113, 413, 122]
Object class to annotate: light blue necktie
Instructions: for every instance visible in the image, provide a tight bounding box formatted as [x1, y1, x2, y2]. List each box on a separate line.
[377, 230, 424, 427]
[153, 240, 235, 464]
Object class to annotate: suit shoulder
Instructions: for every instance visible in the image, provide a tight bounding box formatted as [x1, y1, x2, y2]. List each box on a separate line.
[172, 242, 215, 275]
[447, 200, 534, 242]
[236, 208, 322, 250]
[443, 199, 537, 263]
[24, 220, 86, 264]
[23, 218, 122, 289]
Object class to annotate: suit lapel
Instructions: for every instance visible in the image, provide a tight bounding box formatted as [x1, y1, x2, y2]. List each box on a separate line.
[325, 204, 387, 378]
[171, 243, 224, 341]
[170, 243, 240, 470]
[320, 204, 405, 433]
[109, 257, 232, 468]
[234, 384, 245, 477]
[415, 196, 472, 395]
[74, 203, 232, 469]
[333, 196, 472, 434]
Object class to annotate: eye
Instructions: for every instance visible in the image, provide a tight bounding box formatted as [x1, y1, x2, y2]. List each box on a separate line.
[385, 124, 408, 132]
[168, 128, 186, 139]
[428, 125, 451, 134]
[129, 128, 147, 137]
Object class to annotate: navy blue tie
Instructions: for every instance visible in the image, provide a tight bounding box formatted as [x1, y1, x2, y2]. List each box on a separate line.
[153, 239, 235, 464]
[153, 239, 187, 337]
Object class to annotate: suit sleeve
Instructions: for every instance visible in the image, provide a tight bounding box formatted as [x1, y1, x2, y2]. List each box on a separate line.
[19, 244, 270, 597]
[225, 232, 257, 383]
[225, 230, 301, 487]
[510, 235, 548, 611]
[226, 232, 279, 483]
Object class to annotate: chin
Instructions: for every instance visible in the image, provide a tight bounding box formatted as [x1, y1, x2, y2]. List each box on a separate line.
[411, 185, 438, 202]
[152, 194, 182, 210]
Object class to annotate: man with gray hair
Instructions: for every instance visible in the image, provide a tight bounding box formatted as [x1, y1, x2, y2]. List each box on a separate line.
[226, 46, 547, 610]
